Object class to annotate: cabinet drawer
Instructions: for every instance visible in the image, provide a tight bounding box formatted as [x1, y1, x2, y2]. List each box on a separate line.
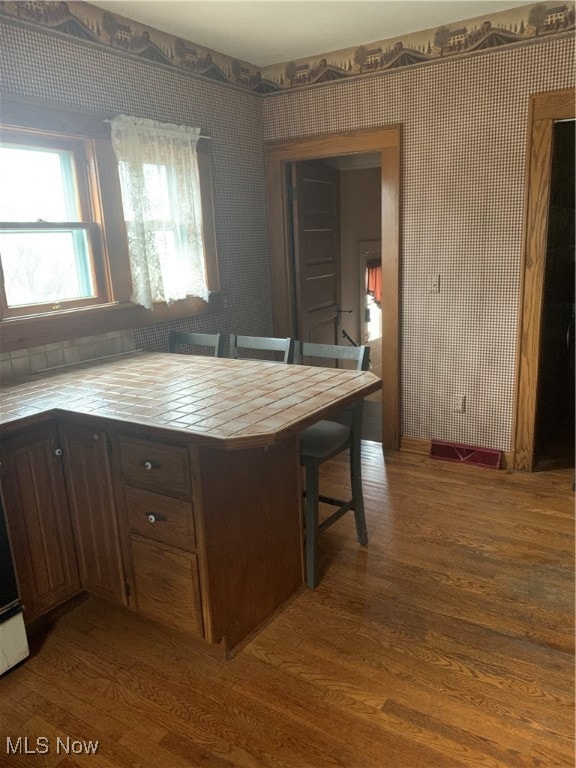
[124, 486, 196, 551]
[130, 536, 203, 639]
[118, 437, 191, 496]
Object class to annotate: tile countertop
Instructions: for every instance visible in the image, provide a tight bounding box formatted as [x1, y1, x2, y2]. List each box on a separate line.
[0, 352, 382, 449]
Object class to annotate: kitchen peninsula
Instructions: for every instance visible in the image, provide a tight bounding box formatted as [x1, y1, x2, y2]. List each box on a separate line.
[0, 353, 381, 656]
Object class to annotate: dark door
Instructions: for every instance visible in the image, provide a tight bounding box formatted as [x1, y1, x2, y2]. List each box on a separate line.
[291, 160, 341, 346]
[534, 119, 575, 470]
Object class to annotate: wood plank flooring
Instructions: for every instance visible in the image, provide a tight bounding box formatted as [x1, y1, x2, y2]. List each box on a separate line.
[1, 444, 574, 767]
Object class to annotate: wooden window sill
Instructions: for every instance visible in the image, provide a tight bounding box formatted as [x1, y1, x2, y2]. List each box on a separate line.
[0, 293, 224, 353]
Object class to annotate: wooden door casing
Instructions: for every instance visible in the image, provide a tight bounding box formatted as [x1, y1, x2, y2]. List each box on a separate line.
[265, 127, 401, 449]
[514, 89, 575, 471]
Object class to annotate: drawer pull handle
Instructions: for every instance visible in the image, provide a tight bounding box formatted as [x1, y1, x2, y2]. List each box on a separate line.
[147, 512, 167, 524]
[142, 459, 161, 471]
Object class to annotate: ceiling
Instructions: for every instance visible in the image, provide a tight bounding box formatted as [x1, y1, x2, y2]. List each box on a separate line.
[89, 1, 539, 67]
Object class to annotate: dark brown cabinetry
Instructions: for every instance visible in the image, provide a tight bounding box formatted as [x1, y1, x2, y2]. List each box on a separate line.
[130, 537, 203, 637]
[59, 423, 126, 606]
[116, 435, 204, 639]
[0, 418, 302, 654]
[0, 422, 81, 622]
[0, 353, 378, 654]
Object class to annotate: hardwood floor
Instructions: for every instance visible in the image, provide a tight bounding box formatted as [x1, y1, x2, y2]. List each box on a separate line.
[1, 444, 574, 767]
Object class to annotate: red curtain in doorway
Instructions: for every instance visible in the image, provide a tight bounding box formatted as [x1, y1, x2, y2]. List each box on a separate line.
[366, 260, 382, 306]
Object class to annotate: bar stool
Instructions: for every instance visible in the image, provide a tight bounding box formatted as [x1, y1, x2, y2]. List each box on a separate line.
[294, 341, 370, 588]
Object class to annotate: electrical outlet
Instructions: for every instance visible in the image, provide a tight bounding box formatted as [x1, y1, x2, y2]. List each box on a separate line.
[455, 395, 466, 414]
[429, 273, 440, 294]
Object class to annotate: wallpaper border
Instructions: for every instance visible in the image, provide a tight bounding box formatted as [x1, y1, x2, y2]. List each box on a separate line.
[0, 1, 573, 95]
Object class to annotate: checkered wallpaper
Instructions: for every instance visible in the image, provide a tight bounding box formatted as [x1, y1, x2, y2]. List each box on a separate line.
[263, 36, 574, 450]
[1, 13, 573, 450]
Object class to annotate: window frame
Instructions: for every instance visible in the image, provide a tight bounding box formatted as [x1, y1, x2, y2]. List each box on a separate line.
[0, 129, 111, 317]
[0, 98, 222, 353]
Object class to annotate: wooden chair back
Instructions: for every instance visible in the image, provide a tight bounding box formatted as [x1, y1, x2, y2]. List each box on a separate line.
[294, 341, 369, 371]
[169, 331, 224, 357]
[229, 335, 294, 364]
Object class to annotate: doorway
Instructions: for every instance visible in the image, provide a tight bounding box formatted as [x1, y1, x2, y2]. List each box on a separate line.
[265, 127, 401, 449]
[358, 239, 383, 443]
[287, 156, 383, 442]
[358, 239, 383, 379]
[515, 89, 575, 471]
[533, 119, 575, 469]
[288, 155, 382, 349]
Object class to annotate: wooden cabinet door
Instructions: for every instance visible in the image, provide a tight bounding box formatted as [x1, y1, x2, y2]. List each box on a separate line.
[0, 423, 80, 622]
[130, 535, 203, 639]
[59, 423, 126, 605]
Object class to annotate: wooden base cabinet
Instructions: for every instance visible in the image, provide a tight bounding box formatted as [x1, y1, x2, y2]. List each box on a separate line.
[114, 434, 304, 654]
[117, 435, 204, 639]
[1, 419, 303, 654]
[0, 353, 376, 652]
[0, 421, 126, 624]
[0, 422, 81, 622]
[193, 440, 303, 652]
[130, 536, 203, 638]
[59, 423, 126, 606]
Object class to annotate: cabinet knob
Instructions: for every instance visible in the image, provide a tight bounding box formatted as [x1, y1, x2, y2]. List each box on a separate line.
[142, 459, 160, 470]
[146, 512, 166, 523]
[54, 448, 63, 456]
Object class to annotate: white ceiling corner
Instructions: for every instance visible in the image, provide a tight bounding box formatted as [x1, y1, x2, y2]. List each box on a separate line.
[88, 1, 541, 67]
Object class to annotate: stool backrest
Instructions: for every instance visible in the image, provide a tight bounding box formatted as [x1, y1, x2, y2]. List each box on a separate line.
[169, 331, 224, 357]
[229, 334, 294, 364]
[294, 341, 370, 371]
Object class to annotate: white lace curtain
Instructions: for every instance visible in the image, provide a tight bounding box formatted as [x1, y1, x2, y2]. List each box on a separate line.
[111, 115, 209, 309]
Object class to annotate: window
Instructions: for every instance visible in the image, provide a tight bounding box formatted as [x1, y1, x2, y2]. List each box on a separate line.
[0, 100, 220, 352]
[111, 115, 210, 309]
[0, 131, 108, 317]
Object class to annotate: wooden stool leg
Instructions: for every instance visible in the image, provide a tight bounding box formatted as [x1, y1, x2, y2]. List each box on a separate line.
[350, 446, 368, 545]
[350, 411, 368, 546]
[304, 461, 320, 588]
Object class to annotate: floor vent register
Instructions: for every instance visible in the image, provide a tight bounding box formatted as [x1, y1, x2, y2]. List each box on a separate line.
[430, 440, 502, 469]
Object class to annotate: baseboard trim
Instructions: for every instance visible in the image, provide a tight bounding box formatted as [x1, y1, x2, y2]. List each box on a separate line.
[399, 437, 429, 455]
